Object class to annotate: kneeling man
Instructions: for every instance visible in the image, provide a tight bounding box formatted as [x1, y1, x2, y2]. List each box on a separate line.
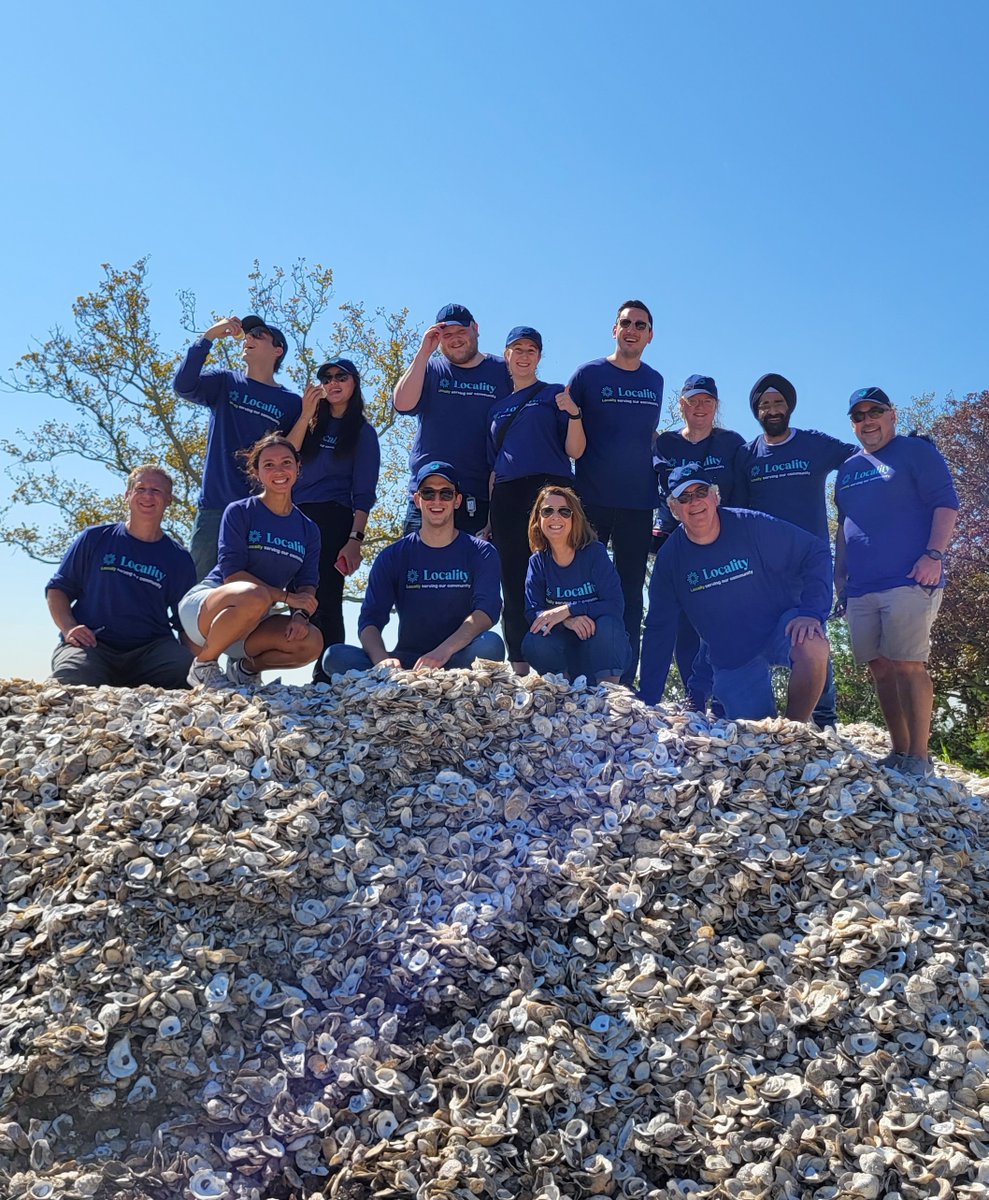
[640, 467, 831, 720]
[322, 462, 505, 673]
[46, 466, 196, 688]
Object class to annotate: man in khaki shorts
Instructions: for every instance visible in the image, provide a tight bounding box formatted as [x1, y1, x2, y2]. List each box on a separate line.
[834, 388, 959, 777]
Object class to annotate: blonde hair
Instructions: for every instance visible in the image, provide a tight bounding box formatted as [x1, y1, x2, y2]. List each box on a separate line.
[125, 464, 173, 496]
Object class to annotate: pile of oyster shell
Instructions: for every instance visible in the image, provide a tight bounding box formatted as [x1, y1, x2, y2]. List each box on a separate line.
[2, 668, 989, 1200]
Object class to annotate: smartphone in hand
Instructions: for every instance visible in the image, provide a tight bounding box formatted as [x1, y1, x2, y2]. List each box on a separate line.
[335, 553, 353, 576]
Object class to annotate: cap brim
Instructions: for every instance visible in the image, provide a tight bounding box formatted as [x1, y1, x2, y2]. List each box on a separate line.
[681, 389, 716, 400]
[670, 480, 708, 498]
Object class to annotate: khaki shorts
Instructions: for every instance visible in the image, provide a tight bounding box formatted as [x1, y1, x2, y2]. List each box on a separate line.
[846, 585, 943, 663]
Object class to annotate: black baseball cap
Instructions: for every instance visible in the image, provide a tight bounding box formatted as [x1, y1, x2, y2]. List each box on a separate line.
[317, 357, 360, 384]
[435, 303, 475, 327]
[847, 386, 893, 414]
[242, 315, 288, 362]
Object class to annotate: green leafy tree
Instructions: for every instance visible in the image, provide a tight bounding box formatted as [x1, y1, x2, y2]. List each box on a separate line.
[1, 259, 418, 579]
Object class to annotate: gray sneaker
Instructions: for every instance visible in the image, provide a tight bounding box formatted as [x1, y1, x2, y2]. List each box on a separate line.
[225, 657, 261, 687]
[187, 659, 229, 689]
[898, 754, 934, 779]
[877, 751, 907, 770]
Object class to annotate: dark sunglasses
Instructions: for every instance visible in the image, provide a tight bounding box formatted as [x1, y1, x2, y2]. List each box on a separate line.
[675, 485, 710, 501]
[539, 505, 573, 518]
[321, 370, 351, 384]
[617, 318, 650, 330]
[418, 487, 456, 501]
[851, 407, 891, 423]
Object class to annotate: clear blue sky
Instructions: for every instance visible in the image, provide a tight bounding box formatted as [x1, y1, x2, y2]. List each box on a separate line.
[2, 2, 986, 681]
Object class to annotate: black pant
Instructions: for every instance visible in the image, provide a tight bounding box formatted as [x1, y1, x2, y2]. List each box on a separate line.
[298, 500, 353, 659]
[583, 505, 653, 686]
[490, 474, 572, 662]
[403, 494, 490, 536]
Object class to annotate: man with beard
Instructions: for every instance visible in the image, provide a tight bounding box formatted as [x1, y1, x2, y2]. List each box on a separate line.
[733, 373, 856, 726]
[393, 303, 512, 535]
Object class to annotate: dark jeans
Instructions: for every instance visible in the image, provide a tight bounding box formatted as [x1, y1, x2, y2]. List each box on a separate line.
[298, 500, 353, 655]
[323, 631, 505, 675]
[522, 615, 632, 685]
[490, 473, 572, 662]
[403, 494, 490, 536]
[813, 659, 838, 728]
[190, 507, 224, 581]
[583, 505, 653, 686]
[50, 637, 193, 688]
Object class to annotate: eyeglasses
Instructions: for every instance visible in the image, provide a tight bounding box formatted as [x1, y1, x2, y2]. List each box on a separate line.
[539, 505, 573, 518]
[617, 318, 650, 331]
[851, 407, 891, 423]
[418, 487, 456, 501]
[321, 371, 351, 383]
[674, 485, 710, 501]
[682, 394, 715, 407]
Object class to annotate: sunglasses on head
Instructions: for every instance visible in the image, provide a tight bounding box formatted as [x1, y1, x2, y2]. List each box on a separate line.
[617, 318, 650, 330]
[321, 370, 351, 384]
[539, 505, 573, 518]
[675, 485, 710, 501]
[851, 407, 891, 423]
[418, 486, 456, 501]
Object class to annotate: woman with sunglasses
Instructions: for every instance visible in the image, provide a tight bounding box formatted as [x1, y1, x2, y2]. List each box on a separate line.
[522, 485, 631, 685]
[652, 375, 744, 705]
[180, 434, 323, 688]
[487, 326, 586, 674]
[287, 358, 380, 679]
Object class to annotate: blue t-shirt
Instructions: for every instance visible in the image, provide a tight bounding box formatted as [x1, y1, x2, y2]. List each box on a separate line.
[835, 435, 959, 596]
[293, 420, 381, 510]
[734, 429, 856, 543]
[640, 508, 832, 703]
[653, 427, 745, 532]
[174, 339, 302, 509]
[524, 541, 625, 624]
[205, 496, 320, 592]
[569, 358, 664, 510]
[46, 523, 196, 651]
[400, 355, 512, 498]
[359, 532, 502, 659]
[488, 383, 573, 484]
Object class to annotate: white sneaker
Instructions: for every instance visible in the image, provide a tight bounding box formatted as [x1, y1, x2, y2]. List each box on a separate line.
[187, 659, 229, 689]
[226, 658, 261, 687]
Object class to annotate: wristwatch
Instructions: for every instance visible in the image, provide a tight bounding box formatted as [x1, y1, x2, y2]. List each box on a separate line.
[923, 548, 943, 561]
[349, 530, 365, 542]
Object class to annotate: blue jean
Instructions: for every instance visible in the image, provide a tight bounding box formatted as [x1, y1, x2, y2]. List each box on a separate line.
[712, 610, 797, 720]
[322, 630, 505, 675]
[582, 506, 653, 686]
[522, 614, 632, 685]
[812, 659, 837, 728]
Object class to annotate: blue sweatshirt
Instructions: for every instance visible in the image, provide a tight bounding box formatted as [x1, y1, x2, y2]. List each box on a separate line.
[173, 339, 302, 510]
[524, 541, 625, 624]
[488, 383, 574, 484]
[46, 523, 196, 651]
[359, 532, 502, 658]
[734, 429, 856, 543]
[400, 355, 512, 498]
[653, 427, 745, 532]
[640, 508, 832, 704]
[569, 358, 664, 510]
[293, 420, 381, 510]
[206, 496, 320, 592]
[835, 435, 959, 596]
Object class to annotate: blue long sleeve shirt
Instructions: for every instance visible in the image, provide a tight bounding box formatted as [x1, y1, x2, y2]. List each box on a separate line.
[488, 383, 573, 484]
[640, 508, 832, 704]
[293, 420, 380, 510]
[173, 339, 302, 509]
[524, 541, 626, 624]
[205, 497, 320, 592]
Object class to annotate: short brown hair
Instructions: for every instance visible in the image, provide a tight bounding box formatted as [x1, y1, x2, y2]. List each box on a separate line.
[616, 299, 653, 329]
[528, 485, 597, 553]
[125, 464, 173, 496]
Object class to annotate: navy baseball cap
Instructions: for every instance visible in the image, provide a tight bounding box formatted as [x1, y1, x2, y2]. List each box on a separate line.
[414, 461, 460, 492]
[847, 386, 893, 414]
[668, 462, 708, 499]
[435, 303, 475, 327]
[750, 373, 797, 416]
[241, 315, 288, 356]
[317, 357, 360, 384]
[505, 325, 543, 351]
[681, 374, 718, 401]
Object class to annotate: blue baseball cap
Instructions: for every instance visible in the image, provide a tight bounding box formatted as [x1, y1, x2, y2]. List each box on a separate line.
[505, 325, 543, 351]
[668, 462, 708, 499]
[414, 461, 460, 492]
[681, 374, 718, 401]
[241, 315, 288, 362]
[435, 303, 475, 327]
[317, 357, 360, 384]
[847, 386, 893, 414]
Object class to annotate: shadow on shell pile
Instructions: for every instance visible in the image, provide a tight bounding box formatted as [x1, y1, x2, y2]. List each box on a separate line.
[2, 666, 989, 1200]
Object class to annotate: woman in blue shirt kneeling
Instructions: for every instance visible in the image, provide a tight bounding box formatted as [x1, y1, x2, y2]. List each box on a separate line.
[523, 485, 631, 685]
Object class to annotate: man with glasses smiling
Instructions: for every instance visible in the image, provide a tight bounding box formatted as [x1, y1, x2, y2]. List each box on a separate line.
[835, 387, 959, 777]
[639, 465, 832, 720]
[320, 461, 505, 675]
[568, 300, 664, 684]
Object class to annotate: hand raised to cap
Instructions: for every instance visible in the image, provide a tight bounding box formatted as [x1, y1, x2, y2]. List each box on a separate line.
[556, 387, 580, 416]
[420, 325, 444, 356]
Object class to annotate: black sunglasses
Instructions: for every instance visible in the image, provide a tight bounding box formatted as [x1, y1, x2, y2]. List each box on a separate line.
[539, 505, 573, 518]
[321, 370, 351, 384]
[674, 485, 710, 501]
[418, 487, 456, 501]
[851, 407, 891, 423]
[617, 318, 650, 330]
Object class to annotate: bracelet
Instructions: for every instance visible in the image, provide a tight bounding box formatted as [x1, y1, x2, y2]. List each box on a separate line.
[292, 610, 310, 621]
[567, 412, 583, 421]
[349, 530, 365, 542]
